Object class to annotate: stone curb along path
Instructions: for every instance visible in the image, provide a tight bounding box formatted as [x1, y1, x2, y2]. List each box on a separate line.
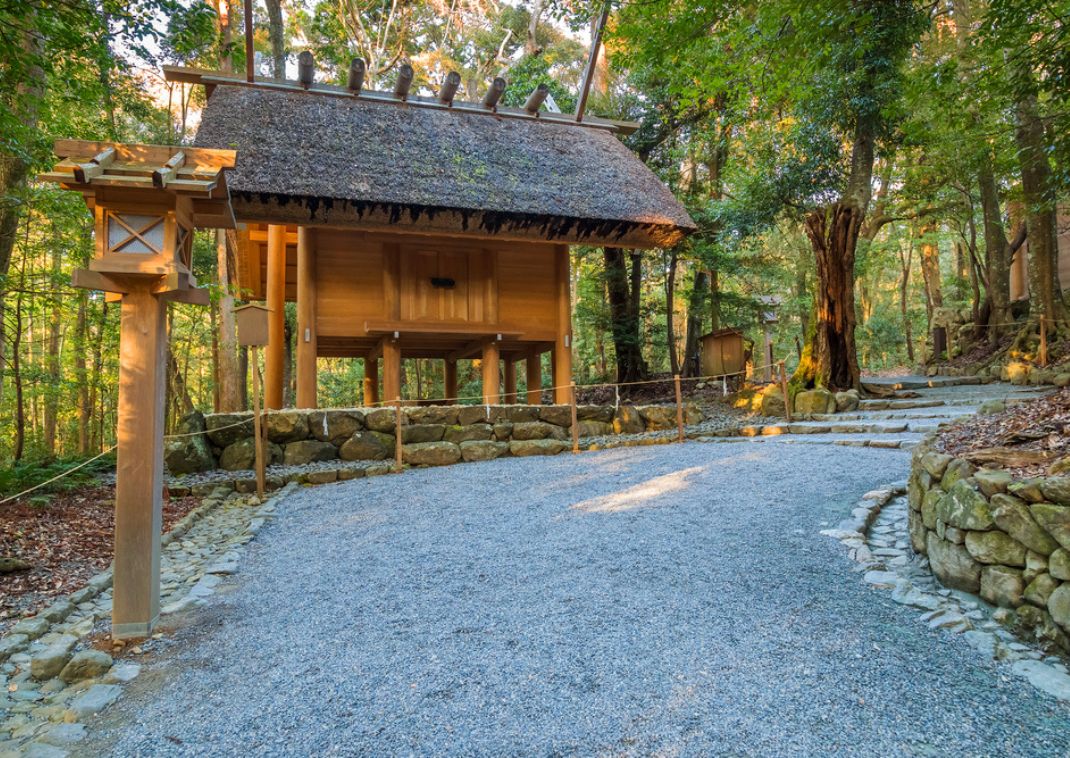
[822, 486, 1070, 703]
[0, 482, 298, 758]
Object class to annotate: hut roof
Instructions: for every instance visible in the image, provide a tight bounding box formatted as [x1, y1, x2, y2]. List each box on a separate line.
[194, 85, 694, 248]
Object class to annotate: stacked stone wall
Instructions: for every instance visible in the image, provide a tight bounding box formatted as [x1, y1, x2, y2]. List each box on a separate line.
[908, 442, 1070, 652]
[165, 403, 705, 475]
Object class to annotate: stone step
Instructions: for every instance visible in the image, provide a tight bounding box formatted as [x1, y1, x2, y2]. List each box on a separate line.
[734, 421, 914, 437]
[696, 433, 924, 450]
[809, 410, 971, 422]
[858, 399, 947, 411]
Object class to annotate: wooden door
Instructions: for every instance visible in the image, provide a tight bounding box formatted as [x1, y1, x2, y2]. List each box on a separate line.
[400, 244, 493, 324]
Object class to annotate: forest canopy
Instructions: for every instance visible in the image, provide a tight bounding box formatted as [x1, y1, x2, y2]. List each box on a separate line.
[0, 0, 1067, 466]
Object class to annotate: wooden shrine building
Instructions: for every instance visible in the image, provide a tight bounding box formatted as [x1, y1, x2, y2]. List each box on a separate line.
[171, 65, 695, 408]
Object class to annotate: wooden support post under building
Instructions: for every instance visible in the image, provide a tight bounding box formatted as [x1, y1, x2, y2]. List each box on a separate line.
[553, 245, 573, 404]
[112, 284, 168, 639]
[444, 359, 458, 403]
[482, 341, 501, 404]
[364, 358, 378, 406]
[504, 357, 517, 404]
[382, 339, 401, 407]
[265, 224, 287, 409]
[295, 227, 317, 408]
[526, 349, 542, 405]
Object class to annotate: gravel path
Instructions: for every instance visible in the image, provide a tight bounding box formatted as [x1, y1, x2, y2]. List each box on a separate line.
[84, 441, 1070, 756]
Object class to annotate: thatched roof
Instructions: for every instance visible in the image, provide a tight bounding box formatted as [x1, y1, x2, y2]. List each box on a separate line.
[194, 85, 694, 248]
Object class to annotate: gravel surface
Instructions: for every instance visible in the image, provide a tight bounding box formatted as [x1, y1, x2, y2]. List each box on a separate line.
[83, 441, 1070, 756]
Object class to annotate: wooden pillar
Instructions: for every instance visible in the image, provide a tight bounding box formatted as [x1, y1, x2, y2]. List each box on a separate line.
[112, 285, 167, 639]
[526, 349, 542, 405]
[444, 359, 458, 403]
[553, 245, 573, 404]
[265, 224, 287, 409]
[295, 227, 317, 408]
[382, 340, 401, 406]
[363, 358, 378, 406]
[482, 341, 501, 404]
[504, 357, 517, 403]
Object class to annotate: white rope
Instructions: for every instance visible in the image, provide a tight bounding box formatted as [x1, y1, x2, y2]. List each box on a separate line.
[0, 445, 117, 506]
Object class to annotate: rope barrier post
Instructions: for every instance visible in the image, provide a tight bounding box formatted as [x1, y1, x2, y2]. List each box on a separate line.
[778, 360, 792, 422]
[394, 396, 404, 473]
[1039, 316, 1048, 367]
[251, 345, 266, 501]
[674, 374, 684, 443]
[570, 382, 580, 453]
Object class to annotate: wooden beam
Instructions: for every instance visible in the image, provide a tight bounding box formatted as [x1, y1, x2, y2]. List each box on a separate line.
[444, 359, 457, 404]
[265, 224, 287, 409]
[364, 358, 378, 405]
[111, 284, 167, 639]
[364, 320, 523, 339]
[552, 244, 573, 404]
[159, 65, 640, 135]
[53, 139, 236, 170]
[448, 338, 491, 362]
[504, 357, 517, 403]
[72, 146, 115, 183]
[71, 268, 129, 294]
[295, 227, 317, 408]
[152, 151, 185, 188]
[482, 341, 501, 405]
[367, 334, 391, 363]
[526, 348, 542, 405]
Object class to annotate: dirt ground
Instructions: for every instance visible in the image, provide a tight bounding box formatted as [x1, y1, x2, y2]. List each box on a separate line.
[0, 486, 199, 632]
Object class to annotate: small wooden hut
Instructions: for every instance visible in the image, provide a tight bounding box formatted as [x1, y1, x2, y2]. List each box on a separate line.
[171, 67, 695, 408]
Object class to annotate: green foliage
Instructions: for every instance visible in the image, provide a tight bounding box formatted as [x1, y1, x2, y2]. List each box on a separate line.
[0, 453, 115, 500]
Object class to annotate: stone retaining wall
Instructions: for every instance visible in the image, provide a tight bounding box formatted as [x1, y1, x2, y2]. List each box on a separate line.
[908, 442, 1070, 652]
[165, 402, 705, 474]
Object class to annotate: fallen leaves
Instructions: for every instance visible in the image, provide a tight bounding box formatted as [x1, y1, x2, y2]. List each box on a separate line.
[0, 485, 199, 632]
[937, 388, 1070, 477]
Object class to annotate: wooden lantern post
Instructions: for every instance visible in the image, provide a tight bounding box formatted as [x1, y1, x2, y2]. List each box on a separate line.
[236, 304, 270, 500]
[40, 140, 237, 639]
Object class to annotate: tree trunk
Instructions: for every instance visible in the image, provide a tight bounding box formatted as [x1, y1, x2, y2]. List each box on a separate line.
[75, 292, 90, 454]
[1014, 88, 1067, 325]
[919, 223, 942, 319]
[215, 231, 241, 410]
[43, 244, 62, 455]
[797, 204, 863, 391]
[603, 247, 647, 383]
[665, 248, 679, 375]
[899, 238, 915, 364]
[682, 270, 707, 377]
[264, 0, 286, 79]
[978, 160, 1013, 340]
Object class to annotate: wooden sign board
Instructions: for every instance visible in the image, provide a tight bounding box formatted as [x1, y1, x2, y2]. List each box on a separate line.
[235, 303, 270, 346]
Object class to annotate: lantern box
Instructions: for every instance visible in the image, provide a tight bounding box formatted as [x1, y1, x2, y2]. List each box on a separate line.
[91, 197, 194, 277]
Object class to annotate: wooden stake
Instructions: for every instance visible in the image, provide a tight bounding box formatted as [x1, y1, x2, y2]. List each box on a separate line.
[394, 396, 403, 473]
[251, 345, 265, 501]
[1039, 316, 1048, 368]
[778, 360, 792, 422]
[570, 382, 580, 453]
[674, 374, 684, 443]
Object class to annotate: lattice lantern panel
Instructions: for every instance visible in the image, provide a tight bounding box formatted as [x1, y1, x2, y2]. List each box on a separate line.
[106, 212, 166, 255]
